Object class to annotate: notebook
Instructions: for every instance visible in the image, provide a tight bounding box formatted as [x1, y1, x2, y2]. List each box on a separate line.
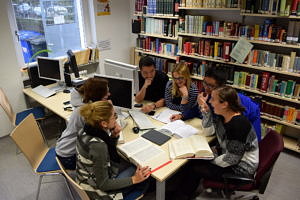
[141, 129, 171, 146]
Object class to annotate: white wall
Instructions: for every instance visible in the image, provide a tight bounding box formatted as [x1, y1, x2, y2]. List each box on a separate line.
[0, 0, 27, 137]
[93, 0, 134, 72]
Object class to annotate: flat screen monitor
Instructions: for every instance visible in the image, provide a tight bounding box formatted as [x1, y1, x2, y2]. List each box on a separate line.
[94, 74, 134, 110]
[37, 57, 64, 82]
[104, 59, 139, 94]
[67, 50, 80, 78]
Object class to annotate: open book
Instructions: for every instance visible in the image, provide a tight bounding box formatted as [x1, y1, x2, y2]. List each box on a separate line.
[160, 120, 199, 138]
[169, 135, 214, 159]
[118, 137, 171, 171]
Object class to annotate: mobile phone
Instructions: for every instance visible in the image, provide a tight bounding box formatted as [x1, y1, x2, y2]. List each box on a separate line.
[148, 110, 155, 116]
[63, 101, 70, 105]
[134, 103, 143, 108]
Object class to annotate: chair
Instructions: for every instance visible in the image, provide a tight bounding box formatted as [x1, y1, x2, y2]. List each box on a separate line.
[202, 130, 284, 199]
[56, 157, 90, 200]
[0, 87, 45, 126]
[10, 114, 62, 200]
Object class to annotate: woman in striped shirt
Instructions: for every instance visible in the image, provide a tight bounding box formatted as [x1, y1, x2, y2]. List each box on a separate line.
[164, 62, 198, 112]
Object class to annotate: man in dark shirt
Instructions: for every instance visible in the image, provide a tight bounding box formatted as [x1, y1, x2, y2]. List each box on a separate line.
[135, 56, 169, 113]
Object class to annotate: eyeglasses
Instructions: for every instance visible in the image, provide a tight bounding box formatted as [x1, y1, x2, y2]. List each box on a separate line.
[203, 81, 217, 89]
[173, 77, 185, 81]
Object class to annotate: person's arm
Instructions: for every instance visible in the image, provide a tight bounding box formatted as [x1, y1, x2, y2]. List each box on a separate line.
[141, 98, 165, 113]
[180, 83, 199, 112]
[135, 78, 152, 103]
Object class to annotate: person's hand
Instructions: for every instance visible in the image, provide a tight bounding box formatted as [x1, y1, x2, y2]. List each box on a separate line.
[170, 114, 182, 122]
[110, 123, 121, 138]
[179, 85, 188, 97]
[143, 78, 152, 89]
[132, 166, 151, 184]
[197, 92, 209, 113]
[141, 104, 155, 113]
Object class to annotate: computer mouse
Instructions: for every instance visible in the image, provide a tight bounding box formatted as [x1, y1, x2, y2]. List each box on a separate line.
[132, 126, 140, 134]
[63, 89, 70, 93]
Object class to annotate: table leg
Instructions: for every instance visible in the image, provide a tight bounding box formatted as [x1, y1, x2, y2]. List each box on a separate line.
[156, 180, 165, 200]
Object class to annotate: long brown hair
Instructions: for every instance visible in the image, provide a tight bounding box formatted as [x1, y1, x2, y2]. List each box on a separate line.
[172, 62, 191, 97]
[77, 77, 108, 103]
[215, 86, 245, 113]
[80, 101, 113, 127]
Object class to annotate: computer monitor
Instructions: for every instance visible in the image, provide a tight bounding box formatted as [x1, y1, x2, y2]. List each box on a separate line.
[37, 57, 65, 82]
[94, 74, 134, 110]
[104, 59, 139, 94]
[67, 50, 80, 78]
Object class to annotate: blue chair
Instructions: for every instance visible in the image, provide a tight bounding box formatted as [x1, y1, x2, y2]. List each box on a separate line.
[10, 114, 64, 200]
[0, 87, 45, 126]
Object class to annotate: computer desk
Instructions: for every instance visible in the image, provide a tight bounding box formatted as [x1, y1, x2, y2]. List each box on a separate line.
[23, 88, 215, 200]
[120, 107, 215, 200]
[23, 87, 72, 121]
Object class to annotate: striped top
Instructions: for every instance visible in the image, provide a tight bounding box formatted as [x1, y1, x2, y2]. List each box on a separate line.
[164, 80, 198, 112]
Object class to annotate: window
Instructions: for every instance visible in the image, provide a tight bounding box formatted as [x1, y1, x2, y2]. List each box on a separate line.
[10, 0, 87, 65]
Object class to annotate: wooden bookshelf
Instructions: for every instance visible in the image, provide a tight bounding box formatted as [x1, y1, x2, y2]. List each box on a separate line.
[261, 115, 300, 130]
[178, 32, 300, 49]
[240, 13, 290, 18]
[139, 33, 178, 40]
[168, 72, 204, 81]
[177, 52, 300, 78]
[283, 136, 300, 153]
[135, 49, 177, 60]
[134, 14, 179, 19]
[231, 85, 300, 104]
[288, 15, 300, 19]
[178, 7, 240, 11]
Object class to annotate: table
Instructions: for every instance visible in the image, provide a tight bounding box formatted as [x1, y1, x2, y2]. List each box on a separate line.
[23, 87, 72, 121]
[120, 107, 215, 200]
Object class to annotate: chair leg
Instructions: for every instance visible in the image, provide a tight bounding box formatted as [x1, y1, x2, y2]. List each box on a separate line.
[36, 175, 44, 200]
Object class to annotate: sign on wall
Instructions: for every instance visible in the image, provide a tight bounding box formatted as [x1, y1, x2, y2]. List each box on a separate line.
[97, 0, 111, 16]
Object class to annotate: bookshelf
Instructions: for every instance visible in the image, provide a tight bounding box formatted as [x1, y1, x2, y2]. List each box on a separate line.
[133, 0, 300, 153]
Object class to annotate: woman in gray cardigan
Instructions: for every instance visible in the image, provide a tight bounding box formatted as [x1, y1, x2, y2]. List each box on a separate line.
[77, 101, 150, 200]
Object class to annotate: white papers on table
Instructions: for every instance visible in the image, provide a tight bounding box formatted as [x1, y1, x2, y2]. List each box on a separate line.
[152, 108, 181, 124]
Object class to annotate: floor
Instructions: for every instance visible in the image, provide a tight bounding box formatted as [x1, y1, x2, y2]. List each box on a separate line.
[1, 116, 300, 200]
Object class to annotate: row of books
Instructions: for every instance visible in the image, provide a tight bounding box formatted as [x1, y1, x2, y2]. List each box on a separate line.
[261, 100, 300, 125]
[136, 37, 178, 56]
[241, 0, 300, 16]
[261, 123, 284, 135]
[147, 56, 176, 72]
[180, 0, 240, 8]
[246, 50, 300, 73]
[179, 17, 300, 44]
[135, 0, 180, 16]
[231, 70, 300, 98]
[141, 18, 179, 37]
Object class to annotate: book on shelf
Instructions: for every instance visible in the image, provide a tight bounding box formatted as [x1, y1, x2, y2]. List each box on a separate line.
[159, 120, 199, 138]
[168, 134, 214, 159]
[118, 137, 171, 170]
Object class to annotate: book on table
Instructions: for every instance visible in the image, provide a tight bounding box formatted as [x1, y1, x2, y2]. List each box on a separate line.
[159, 120, 199, 138]
[168, 135, 214, 160]
[118, 137, 171, 171]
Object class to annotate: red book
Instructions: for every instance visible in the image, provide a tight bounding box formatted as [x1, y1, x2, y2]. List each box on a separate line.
[291, 0, 299, 15]
[223, 42, 231, 61]
[260, 72, 270, 92]
[199, 40, 204, 56]
[204, 40, 211, 57]
[245, 74, 251, 88]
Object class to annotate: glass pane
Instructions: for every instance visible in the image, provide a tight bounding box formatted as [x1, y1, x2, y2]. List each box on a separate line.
[11, 0, 83, 63]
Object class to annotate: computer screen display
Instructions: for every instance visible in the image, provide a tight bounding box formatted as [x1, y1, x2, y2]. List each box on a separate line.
[37, 57, 64, 82]
[104, 59, 139, 94]
[67, 50, 80, 78]
[94, 74, 133, 109]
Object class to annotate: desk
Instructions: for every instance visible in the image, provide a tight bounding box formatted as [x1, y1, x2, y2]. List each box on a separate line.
[23, 87, 72, 121]
[120, 107, 215, 200]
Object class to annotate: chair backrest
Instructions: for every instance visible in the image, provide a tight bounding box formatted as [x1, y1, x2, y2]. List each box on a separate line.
[56, 157, 90, 200]
[0, 87, 16, 124]
[255, 130, 284, 190]
[10, 114, 48, 171]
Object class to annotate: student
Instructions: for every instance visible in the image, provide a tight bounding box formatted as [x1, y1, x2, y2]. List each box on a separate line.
[55, 77, 110, 170]
[165, 62, 198, 112]
[169, 86, 259, 200]
[170, 66, 262, 141]
[135, 56, 169, 113]
[77, 101, 150, 200]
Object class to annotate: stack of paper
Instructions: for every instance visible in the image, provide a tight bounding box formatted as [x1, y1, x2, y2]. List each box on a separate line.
[152, 108, 181, 123]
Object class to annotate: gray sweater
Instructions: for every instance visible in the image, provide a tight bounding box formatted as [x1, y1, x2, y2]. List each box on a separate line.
[202, 111, 259, 177]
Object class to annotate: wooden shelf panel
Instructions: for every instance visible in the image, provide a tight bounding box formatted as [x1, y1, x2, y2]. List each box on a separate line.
[135, 49, 177, 60]
[177, 53, 300, 78]
[283, 136, 300, 153]
[178, 33, 300, 49]
[231, 85, 300, 104]
[240, 13, 300, 19]
[168, 73, 203, 80]
[178, 7, 240, 11]
[261, 115, 300, 130]
[135, 14, 179, 19]
[139, 33, 178, 40]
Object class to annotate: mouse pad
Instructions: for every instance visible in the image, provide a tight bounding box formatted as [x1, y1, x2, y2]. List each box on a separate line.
[141, 130, 171, 146]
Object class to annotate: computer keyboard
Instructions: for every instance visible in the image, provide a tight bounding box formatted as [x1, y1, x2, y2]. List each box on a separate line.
[128, 110, 156, 130]
[32, 85, 56, 98]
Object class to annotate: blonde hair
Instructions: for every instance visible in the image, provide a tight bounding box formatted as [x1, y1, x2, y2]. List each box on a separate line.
[80, 101, 113, 127]
[172, 62, 191, 97]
